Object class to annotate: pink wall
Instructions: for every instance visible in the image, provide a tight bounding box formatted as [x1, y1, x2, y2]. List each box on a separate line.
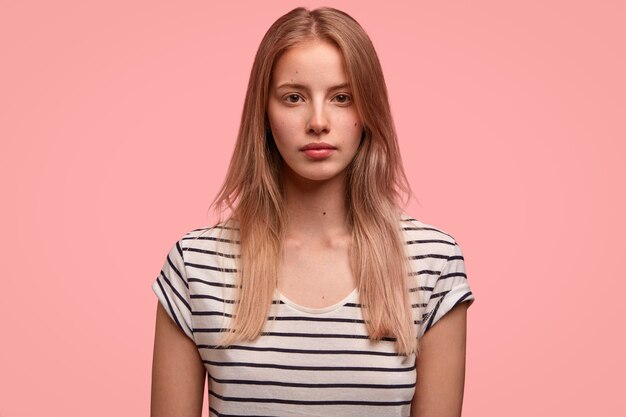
[1, 0, 624, 415]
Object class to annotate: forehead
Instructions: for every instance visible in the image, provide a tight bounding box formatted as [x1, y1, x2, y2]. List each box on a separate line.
[271, 40, 348, 87]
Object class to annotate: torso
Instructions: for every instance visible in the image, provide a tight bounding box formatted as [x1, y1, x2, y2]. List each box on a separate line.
[152, 214, 475, 416]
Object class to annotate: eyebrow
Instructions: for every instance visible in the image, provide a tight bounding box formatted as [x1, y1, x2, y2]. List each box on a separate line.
[276, 82, 351, 91]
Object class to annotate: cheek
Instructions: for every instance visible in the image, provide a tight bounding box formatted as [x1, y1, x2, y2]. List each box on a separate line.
[267, 105, 285, 139]
[268, 101, 287, 126]
[269, 109, 304, 144]
[342, 108, 363, 130]
[268, 116, 287, 143]
[342, 113, 363, 138]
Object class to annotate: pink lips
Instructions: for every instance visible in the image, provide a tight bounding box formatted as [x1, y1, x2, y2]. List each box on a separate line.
[300, 142, 336, 160]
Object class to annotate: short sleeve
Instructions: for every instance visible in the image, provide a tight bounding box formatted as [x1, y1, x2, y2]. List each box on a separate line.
[420, 242, 475, 337]
[151, 238, 195, 341]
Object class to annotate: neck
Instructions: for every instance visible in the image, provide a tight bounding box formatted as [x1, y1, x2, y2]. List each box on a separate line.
[282, 169, 351, 244]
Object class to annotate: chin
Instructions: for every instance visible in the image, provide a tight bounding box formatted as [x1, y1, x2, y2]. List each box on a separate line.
[282, 161, 349, 183]
[297, 169, 347, 183]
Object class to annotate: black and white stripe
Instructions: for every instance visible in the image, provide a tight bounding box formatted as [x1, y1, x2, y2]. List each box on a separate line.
[152, 213, 474, 417]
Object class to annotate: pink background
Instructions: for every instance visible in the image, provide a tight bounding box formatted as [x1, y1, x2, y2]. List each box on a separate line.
[1, 0, 624, 415]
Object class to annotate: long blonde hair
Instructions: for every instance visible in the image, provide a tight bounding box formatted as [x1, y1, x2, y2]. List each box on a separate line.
[208, 6, 418, 355]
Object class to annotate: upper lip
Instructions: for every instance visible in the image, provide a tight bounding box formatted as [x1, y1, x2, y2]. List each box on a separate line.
[300, 142, 336, 151]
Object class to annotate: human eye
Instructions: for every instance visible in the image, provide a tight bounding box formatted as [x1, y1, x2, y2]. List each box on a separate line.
[283, 93, 304, 104]
[333, 93, 352, 105]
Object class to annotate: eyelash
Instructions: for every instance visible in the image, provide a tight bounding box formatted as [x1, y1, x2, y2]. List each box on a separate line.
[285, 94, 301, 103]
[334, 94, 351, 104]
[284, 93, 352, 104]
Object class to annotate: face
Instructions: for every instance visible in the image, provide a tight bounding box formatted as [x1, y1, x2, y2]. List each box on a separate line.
[267, 39, 364, 185]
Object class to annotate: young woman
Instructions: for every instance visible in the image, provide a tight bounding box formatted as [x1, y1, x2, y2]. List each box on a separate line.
[151, 6, 475, 417]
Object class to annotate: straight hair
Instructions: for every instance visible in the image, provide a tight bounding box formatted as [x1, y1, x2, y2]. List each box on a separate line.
[206, 6, 419, 355]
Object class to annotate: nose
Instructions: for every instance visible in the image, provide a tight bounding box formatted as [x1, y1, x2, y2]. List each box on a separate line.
[306, 102, 329, 135]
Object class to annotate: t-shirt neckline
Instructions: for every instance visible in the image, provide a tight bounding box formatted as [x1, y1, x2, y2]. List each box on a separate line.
[275, 288, 359, 314]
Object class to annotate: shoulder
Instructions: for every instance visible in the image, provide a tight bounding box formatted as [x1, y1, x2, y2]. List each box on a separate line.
[178, 220, 240, 251]
[399, 212, 458, 249]
[170, 221, 241, 293]
[398, 211, 462, 273]
[171, 221, 241, 272]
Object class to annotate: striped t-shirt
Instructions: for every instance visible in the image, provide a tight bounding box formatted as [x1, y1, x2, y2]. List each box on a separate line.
[152, 214, 475, 417]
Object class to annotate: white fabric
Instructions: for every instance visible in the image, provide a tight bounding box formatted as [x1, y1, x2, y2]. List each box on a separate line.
[152, 213, 475, 417]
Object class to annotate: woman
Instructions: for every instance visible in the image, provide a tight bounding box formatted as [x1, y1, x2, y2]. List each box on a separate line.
[151, 6, 475, 417]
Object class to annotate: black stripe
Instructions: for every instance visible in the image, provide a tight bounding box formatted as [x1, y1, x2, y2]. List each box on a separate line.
[424, 295, 444, 333]
[166, 248, 188, 289]
[440, 272, 467, 280]
[194, 329, 396, 341]
[260, 331, 396, 341]
[400, 218, 454, 240]
[344, 302, 362, 308]
[186, 246, 240, 259]
[159, 271, 191, 312]
[269, 315, 364, 323]
[451, 292, 474, 310]
[191, 293, 236, 304]
[211, 225, 240, 231]
[430, 290, 449, 299]
[186, 262, 238, 273]
[410, 269, 441, 276]
[156, 278, 189, 335]
[423, 291, 474, 334]
[189, 235, 240, 244]
[191, 294, 280, 305]
[193, 310, 233, 317]
[209, 390, 412, 406]
[409, 285, 435, 293]
[401, 225, 454, 240]
[209, 374, 415, 389]
[195, 328, 228, 333]
[197, 344, 403, 356]
[204, 360, 415, 372]
[209, 406, 278, 417]
[409, 254, 449, 261]
[175, 239, 184, 256]
[405, 239, 455, 246]
[195, 312, 366, 323]
[188, 277, 238, 288]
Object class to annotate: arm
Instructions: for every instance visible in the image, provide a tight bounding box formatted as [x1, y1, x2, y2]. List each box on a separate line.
[410, 301, 469, 417]
[151, 302, 206, 417]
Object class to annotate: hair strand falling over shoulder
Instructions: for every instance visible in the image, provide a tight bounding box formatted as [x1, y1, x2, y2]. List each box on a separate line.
[207, 6, 419, 356]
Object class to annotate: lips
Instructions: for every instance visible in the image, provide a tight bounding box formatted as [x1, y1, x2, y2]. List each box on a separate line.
[300, 142, 336, 151]
[299, 141, 337, 161]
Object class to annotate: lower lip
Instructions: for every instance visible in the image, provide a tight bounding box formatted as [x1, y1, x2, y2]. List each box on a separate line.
[302, 148, 335, 160]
